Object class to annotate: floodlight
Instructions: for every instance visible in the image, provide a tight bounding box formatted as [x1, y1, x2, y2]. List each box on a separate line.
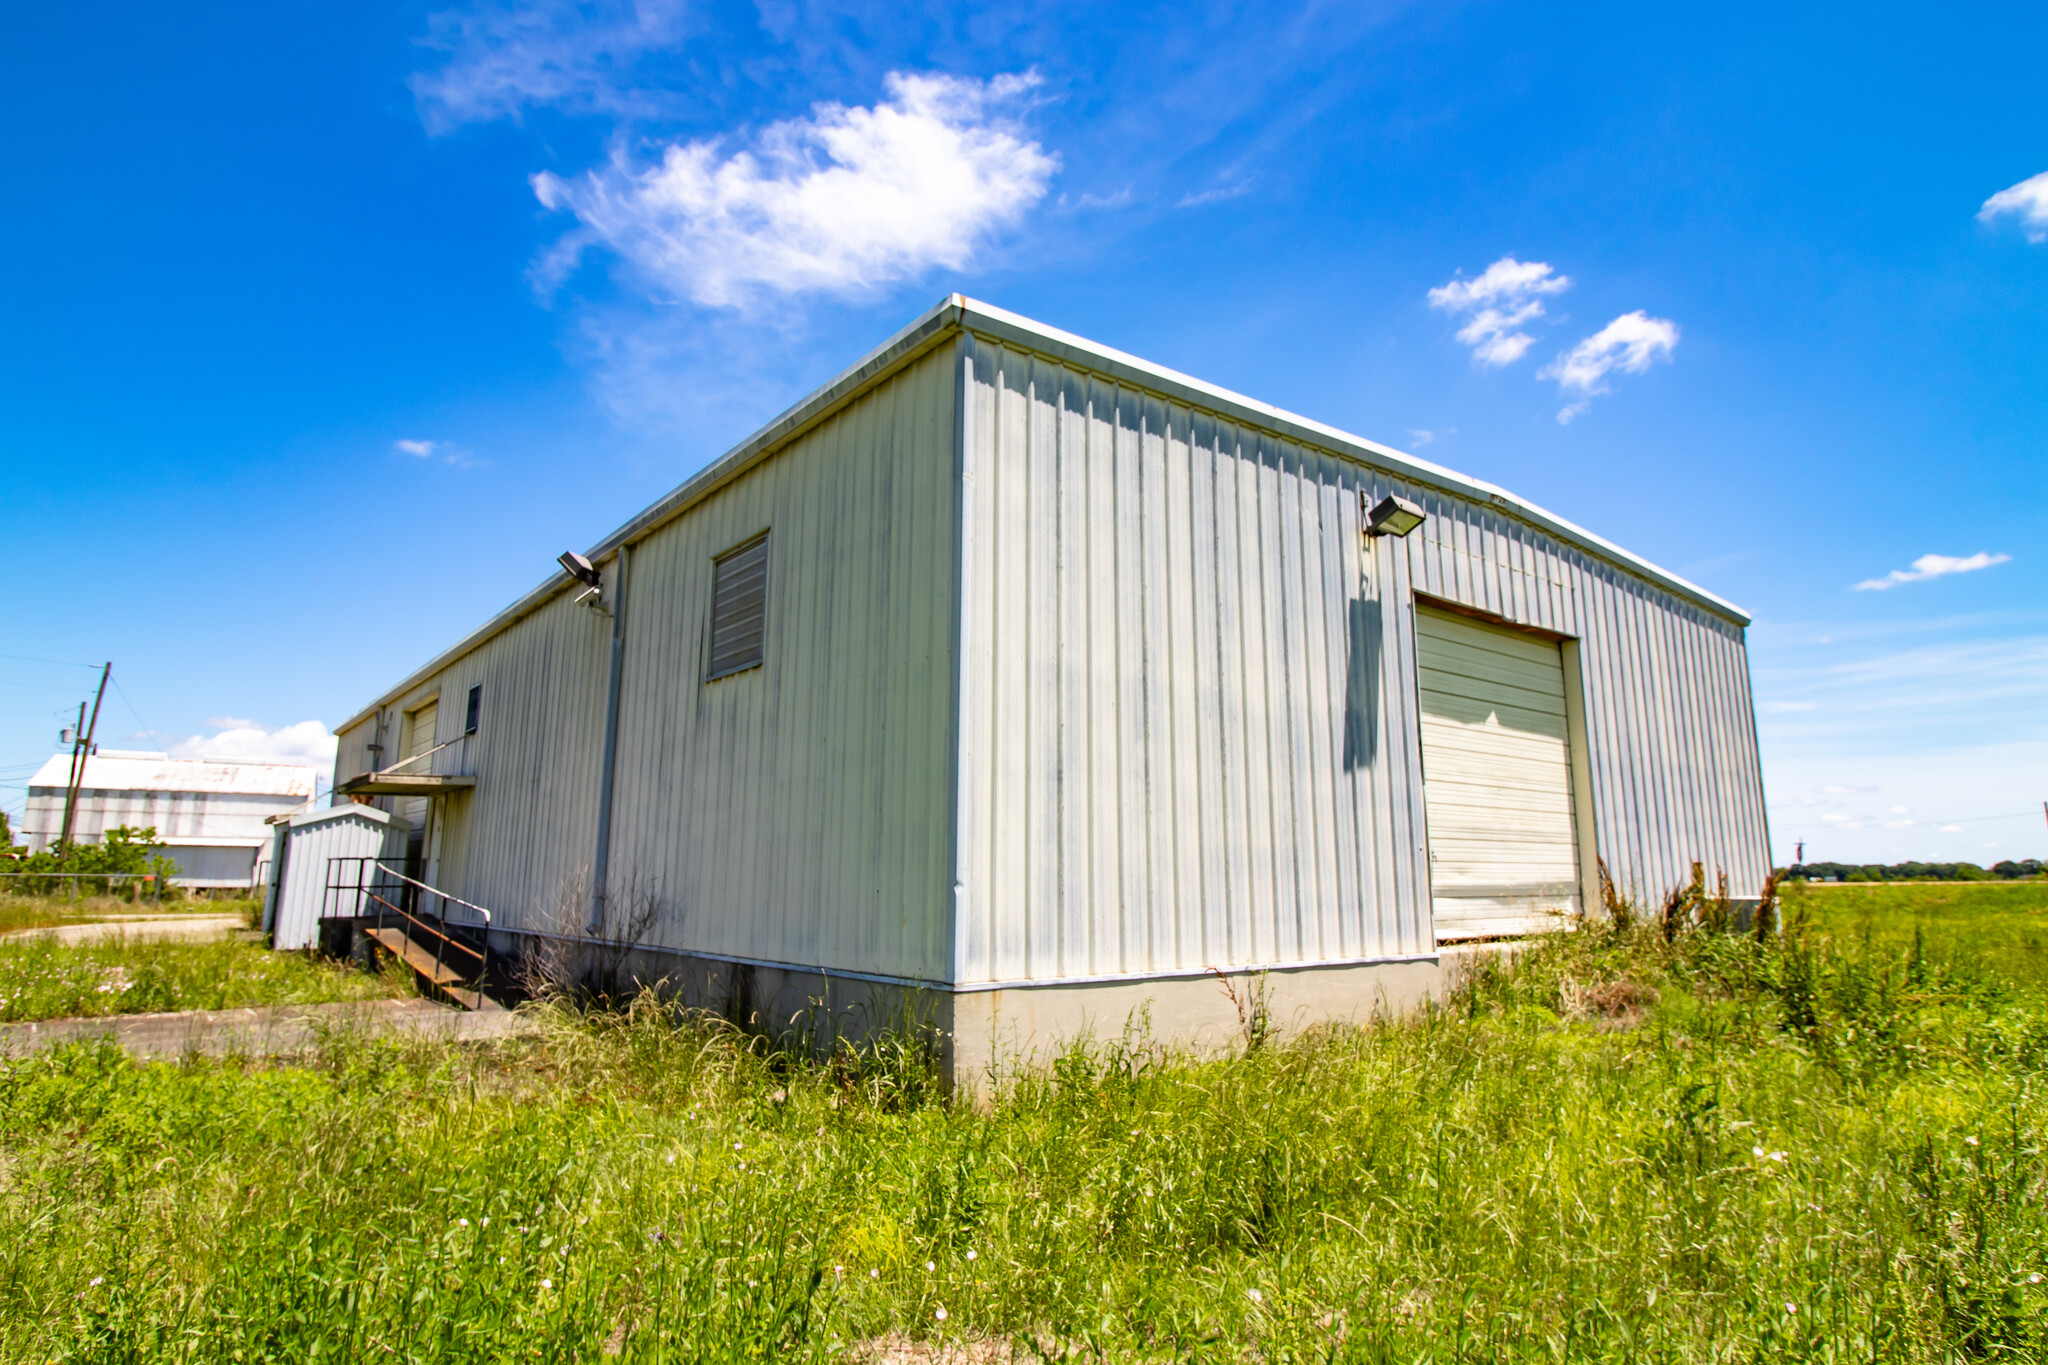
[557, 551, 603, 589]
[1365, 493, 1426, 538]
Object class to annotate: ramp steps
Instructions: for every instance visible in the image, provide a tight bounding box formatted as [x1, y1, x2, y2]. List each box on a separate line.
[366, 927, 484, 1011]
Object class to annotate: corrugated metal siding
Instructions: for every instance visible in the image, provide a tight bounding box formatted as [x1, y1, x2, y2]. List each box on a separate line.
[952, 333, 1770, 986]
[335, 345, 959, 982]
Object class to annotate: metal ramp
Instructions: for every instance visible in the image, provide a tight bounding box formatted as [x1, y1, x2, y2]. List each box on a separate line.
[323, 858, 494, 1011]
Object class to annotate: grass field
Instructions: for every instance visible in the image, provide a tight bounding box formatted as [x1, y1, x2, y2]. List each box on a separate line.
[0, 882, 2042, 1361]
[1785, 878, 2048, 991]
[0, 892, 257, 939]
[0, 932, 416, 1023]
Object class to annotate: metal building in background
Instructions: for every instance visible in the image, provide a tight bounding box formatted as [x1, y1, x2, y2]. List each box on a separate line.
[22, 751, 317, 886]
[327, 297, 1770, 1077]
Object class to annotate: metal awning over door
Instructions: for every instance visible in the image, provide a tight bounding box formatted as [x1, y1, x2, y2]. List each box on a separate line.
[1414, 605, 1583, 942]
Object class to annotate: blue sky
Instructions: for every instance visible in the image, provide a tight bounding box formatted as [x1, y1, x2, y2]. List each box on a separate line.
[2, 0, 2043, 865]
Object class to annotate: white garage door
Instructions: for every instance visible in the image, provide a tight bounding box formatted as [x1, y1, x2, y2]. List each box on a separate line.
[1415, 606, 1583, 942]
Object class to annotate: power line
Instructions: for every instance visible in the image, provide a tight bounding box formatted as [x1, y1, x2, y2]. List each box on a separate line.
[0, 652, 101, 669]
[109, 675, 151, 737]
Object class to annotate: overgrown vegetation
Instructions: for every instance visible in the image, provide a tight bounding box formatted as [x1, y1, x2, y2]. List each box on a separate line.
[1, 824, 181, 896]
[0, 882, 2042, 1361]
[0, 934, 414, 1023]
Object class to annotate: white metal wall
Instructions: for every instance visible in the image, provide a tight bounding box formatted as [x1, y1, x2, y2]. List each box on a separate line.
[332, 345, 959, 983]
[950, 332, 1770, 987]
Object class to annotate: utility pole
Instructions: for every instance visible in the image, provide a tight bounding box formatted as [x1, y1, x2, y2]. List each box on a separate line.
[58, 663, 111, 854]
[58, 702, 86, 847]
[1795, 841, 1804, 865]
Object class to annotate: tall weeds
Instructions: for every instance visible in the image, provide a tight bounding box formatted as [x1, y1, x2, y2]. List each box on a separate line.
[0, 881, 2042, 1361]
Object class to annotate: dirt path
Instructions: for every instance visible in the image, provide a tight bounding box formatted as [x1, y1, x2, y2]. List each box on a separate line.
[5, 914, 248, 945]
[0, 996, 536, 1060]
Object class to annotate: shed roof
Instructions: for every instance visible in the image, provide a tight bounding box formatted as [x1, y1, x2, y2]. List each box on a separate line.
[341, 296, 1750, 733]
[27, 753, 318, 798]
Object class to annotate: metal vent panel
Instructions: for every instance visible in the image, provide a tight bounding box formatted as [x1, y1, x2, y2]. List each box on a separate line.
[707, 535, 769, 679]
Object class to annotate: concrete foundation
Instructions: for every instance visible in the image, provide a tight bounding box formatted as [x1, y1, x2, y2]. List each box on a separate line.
[484, 930, 1507, 1094]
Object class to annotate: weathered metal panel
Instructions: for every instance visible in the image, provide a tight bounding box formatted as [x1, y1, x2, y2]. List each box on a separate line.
[953, 332, 1771, 987]
[330, 347, 958, 983]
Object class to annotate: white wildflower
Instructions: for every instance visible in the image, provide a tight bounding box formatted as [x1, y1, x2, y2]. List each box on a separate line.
[966, 1249, 978, 1261]
[88, 1277, 103, 1288]
[926, 1261, 936, 1272]
[1248, 1288, 1263, 1304]
[541, 1278, 553, 1289]
[458, 1218, 470, 1227]
[1753, 1145, 1765, 1158]
[870, 1269, 880, 1279]
[935, 1307, 949, 1321]
[1965, 1135, 1979, 1146]
[1785, 1301, 1797, 1314]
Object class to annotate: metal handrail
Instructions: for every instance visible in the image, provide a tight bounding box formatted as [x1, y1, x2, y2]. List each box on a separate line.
[369, 861, 492, 924]
[321, 856, 491, 994]
[376, 734, 466, 777]
[361, 887, 486, 971]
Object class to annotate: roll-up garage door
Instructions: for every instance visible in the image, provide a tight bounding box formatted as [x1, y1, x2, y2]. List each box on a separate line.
[1415, 606, 1582, 941]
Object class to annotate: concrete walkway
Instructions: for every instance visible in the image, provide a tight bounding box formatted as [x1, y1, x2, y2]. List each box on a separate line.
[6, 914, 247, 945]
[0, 996, 537, 1060]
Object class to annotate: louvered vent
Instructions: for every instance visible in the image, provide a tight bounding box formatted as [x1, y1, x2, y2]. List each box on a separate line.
[706, 533, 769, 680]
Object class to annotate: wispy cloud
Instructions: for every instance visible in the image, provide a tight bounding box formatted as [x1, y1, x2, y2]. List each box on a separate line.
[1852, 551, 2011, 592]
[393, 438, 485, 468]
[530, 71, 1057, 310]
[1539, 310, 1679, 423]
[1427, 256, 1570, 368]
[1979, 170, 2048, 244]
[1177, 179, 1254, 209]
[411, 0, 689, 132]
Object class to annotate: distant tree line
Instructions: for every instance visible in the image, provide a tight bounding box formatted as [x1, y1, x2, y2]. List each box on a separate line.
[1783, 859, 2043, 883]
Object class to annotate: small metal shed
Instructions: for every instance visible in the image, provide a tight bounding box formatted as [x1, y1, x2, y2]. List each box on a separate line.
[265, 803, 407, 951]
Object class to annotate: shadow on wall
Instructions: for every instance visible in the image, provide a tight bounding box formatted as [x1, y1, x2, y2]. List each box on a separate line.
[1344, 596, 1382, 773]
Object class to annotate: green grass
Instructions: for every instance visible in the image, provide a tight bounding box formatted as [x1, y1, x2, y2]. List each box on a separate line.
[1785, 878, 2048, 991]
[0, 934, 415, 1023]
[0, 886, 2043, 1361]
[0, 893, 262, 938]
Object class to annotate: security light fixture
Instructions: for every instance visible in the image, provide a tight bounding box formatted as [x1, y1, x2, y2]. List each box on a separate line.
[558, 551, 603, 589]
[1365, 493, 1426, 538]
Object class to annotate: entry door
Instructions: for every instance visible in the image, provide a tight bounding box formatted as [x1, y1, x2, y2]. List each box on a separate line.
[1414, 606, 1582, 941]
[400, 700, 438, 888]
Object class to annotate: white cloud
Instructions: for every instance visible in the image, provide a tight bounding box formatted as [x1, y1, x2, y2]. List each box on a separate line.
[164, 719, 337, 770]
[1407, 429, 1436, 447]
[1426, 256, 1570, 368]
[1939, 824, 1963, 833]
[411, 0, 688, 132]
[392, 438, 485, 469]
[1539, 310, 1679, 422]
[1978, 170, 2048, 244]
[1852, 551, 2012, 592]
[530, 71, 1057, 309]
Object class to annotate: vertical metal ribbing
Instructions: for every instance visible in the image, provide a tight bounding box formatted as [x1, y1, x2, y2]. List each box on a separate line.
[587, 544, 632, 936]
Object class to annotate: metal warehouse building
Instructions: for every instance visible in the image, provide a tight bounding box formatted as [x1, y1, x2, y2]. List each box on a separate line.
[328, 296, 1769, 1075]
[24, 751, 317, 886]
